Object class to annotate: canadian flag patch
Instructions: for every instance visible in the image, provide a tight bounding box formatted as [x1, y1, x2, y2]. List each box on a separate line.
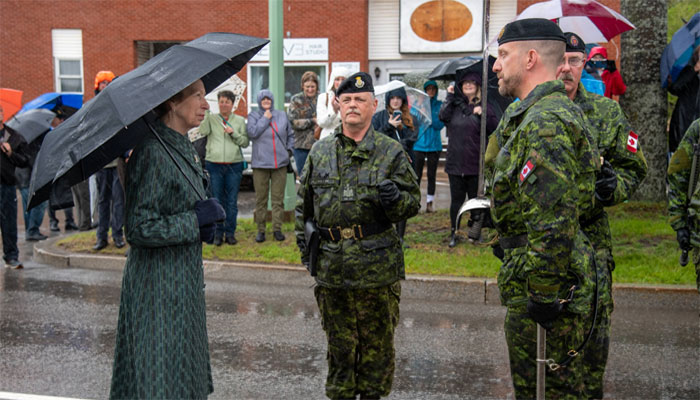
[626, 131, 638, 153]
[519, 160, 535, 183]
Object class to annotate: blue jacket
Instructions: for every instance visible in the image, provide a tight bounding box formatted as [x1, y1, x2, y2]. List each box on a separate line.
[413, 94, 444, 152]
[246, 90, 294, 169]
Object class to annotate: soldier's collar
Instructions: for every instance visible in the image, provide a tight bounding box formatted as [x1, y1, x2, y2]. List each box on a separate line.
[573, 82, 595, 113]
[509, 80, 567, 118]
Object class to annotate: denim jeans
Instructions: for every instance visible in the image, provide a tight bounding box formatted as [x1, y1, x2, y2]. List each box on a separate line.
[19, 187, 47, 236]
[293, 148, 310, 176]
[0, 184, 19, 262]
[96, 167, 124, 241]
[205, 161, 243, 238]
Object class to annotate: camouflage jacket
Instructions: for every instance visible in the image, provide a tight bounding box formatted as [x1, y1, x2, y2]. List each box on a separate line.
[295, 127, 421, 289]
[485, 80, 598, 312]
[574, 83, 648, 255]
[668, 119, 700, 244]
[288, 92, 318, 150]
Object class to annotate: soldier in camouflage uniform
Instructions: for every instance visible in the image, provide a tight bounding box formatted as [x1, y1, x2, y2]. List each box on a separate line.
[558, 32, 648, 399]
[668, 118, 700, 293]
[295, 72, 421, 399]
[487, 19, 599, 399]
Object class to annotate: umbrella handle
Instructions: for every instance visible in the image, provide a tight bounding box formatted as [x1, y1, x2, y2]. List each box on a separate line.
[145, 118, 206, 201]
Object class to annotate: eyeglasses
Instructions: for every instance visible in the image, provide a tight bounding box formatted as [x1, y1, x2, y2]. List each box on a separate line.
[564, 57, 585, 67]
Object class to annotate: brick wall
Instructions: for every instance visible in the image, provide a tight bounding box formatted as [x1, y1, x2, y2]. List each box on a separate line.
[0, 0, 369, 115]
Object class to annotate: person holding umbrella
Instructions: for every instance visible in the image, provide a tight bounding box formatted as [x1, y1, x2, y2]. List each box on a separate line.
[439, 70, 498, 248]
[412, 80, 445, 214]
[110, 79, 225, 399]
[668, 46, 700, 155]
[0, 104, 29, 268]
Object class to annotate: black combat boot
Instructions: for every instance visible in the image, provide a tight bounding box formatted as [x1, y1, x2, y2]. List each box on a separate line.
[448, 228, 457, 248]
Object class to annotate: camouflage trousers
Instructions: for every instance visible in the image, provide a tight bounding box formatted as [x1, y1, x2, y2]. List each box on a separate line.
[582, 251, 614, 399]
[504, 308, 587, 399]
[314, 281, 401, 399]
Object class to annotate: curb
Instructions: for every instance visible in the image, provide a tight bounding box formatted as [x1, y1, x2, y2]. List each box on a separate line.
[33, 236, 699, 310]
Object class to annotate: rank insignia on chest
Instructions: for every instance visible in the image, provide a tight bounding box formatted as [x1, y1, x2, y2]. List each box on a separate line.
[342, 184, 355, 201]
[194, 154, 200, 164]
[626, 131, 638, 153]
[519, 159, 536, 184]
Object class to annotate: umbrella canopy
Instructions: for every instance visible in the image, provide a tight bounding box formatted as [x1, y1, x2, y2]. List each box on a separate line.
[0, 88, 23, 122]
[516, 0, 635, 43]
[28, 32, 268, 209]
[373, 80, 432, 126]
[661, 12, 700, 88]
[18, 92, 83, 115]
[5, 108, 56, 144]
[454, 57, 513, 121]
[428, 56, 485, 81]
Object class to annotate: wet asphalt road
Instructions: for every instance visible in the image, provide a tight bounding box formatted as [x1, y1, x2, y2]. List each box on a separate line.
[0, 256, 698, 400]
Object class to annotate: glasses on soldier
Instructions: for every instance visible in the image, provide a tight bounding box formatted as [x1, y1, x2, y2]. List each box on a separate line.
[564, 56, 585, 67]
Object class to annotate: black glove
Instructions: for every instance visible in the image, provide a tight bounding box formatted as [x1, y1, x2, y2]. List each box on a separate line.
[527, 298, 563, 327]
[378, 179, 401, 208]
[199, 223, 216, 244]
[677, 228, 692, 251]
[605, 59, 617, 72]
[195, 198, 225, 242]
[195, 198, 226, 227]
[595, 160, 617, 205]
[492, 243, 504, 261]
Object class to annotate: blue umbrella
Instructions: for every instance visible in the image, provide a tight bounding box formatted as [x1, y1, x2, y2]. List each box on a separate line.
[661, 12, 700, 88]
[18, 92, 83, 114]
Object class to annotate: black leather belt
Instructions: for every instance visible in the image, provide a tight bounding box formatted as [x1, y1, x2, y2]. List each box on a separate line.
[499, 234, 528, 249]
[318, 222, 392, 241]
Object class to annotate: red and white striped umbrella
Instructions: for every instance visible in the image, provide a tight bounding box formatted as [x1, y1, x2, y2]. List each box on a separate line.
[516, 0, 635, 43]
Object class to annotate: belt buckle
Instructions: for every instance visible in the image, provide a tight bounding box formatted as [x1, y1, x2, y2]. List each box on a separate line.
[341, 227, 354, 240]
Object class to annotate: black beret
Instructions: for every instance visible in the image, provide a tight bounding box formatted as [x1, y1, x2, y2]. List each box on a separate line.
[564, 32, 586, 53]
[336, 72, 374, 97]
[497, 18, 566, 45]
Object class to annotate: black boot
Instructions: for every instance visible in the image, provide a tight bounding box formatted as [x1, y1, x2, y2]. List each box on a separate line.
[448, 228, 457, 248]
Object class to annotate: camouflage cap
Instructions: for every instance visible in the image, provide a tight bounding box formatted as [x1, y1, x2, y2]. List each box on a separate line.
[336, 72, 374, 97]
[497, 18, 566, 45]
[564, 32, 586, 54]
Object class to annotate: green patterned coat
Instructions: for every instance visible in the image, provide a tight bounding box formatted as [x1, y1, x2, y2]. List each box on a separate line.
[288, 92, 318, 150]
[485, 80, 598, 399]
[574, 83, 648, 398]
[667, 118, 700, 292]
[110, 120, 213, 400]
[295, 127, 421, 289]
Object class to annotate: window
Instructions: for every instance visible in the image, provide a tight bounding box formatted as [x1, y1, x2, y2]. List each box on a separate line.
[248, 63, 327, 111]
[52, 29, 84, 93]
[135, 41, 183, 66]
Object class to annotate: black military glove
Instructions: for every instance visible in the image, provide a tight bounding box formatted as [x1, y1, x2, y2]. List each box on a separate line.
[492, 243, 505, 261]
[378, 179, 401, 208]
[605, 59, 617, 72]
[677, 228, 692, 251]
[595, 160, 617, 205]
[527, 298, 563, 328]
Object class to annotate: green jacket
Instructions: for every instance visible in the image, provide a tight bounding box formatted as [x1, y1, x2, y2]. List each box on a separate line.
[295, 127, 421, 289]
[669, 119, 700, 239]
[112, 119, 212, 399]
[574, 83, 647, 258]
[198, 111, 248, 163]
[485, 80, 598, 312]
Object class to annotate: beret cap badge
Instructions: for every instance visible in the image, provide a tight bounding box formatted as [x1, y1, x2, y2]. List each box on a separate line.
[355, 76, 365, 88]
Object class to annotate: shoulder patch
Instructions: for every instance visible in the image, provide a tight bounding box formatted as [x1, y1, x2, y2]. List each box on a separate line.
[626, 131, 638, 153]
[519, 159, 536, 185]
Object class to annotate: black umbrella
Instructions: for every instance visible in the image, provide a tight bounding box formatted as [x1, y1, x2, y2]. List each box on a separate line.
[28, 32, 268, 209]
[454, 56, 513, 121]
[5, 108, 55, 144]
[428, 56, 484, 81]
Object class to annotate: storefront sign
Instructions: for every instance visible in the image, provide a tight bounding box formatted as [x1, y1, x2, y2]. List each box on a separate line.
[251, 38, 329, 61]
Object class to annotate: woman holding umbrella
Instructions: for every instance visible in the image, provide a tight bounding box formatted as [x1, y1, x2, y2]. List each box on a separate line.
[439, 71, 498, 248]
[110, 79, 225, 399]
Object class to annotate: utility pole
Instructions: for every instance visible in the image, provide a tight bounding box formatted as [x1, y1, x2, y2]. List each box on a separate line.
[268, 0, 284, 110]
